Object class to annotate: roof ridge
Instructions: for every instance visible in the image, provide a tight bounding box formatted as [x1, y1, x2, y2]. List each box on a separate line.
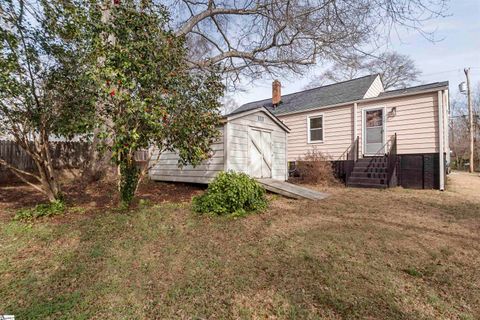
[240, 73, 378, 107]
[299, 73, 378, 93]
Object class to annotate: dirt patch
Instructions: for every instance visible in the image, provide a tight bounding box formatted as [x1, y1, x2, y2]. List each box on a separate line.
[0, 185, 46, 211]
[0, 178, 205, 219]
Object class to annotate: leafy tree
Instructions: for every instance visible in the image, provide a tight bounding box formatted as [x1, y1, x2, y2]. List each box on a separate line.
[95, 1, 223, 206]
[0, 0, 97, 201]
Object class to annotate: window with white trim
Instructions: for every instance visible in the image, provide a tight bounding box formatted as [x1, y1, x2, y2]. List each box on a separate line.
[308, 115, 323, 142]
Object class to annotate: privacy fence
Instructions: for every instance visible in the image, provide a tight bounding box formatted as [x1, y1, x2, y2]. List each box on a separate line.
[0, 140, 90, 182]
[0, 140, 151, 183]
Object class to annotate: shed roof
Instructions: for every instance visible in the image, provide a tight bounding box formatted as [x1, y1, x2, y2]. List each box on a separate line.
[230, 74, 378, 116]
[223, 106, 290, 132]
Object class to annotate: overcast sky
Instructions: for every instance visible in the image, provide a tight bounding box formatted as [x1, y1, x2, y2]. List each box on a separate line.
[232, 0, 480, 107]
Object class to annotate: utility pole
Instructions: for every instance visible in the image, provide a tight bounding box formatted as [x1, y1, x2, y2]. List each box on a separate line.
[464, 68, 474, 173]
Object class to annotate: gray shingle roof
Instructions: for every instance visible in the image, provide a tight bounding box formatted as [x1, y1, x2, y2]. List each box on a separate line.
[378, 81, 449, 97]
[230, 74, 379, 116]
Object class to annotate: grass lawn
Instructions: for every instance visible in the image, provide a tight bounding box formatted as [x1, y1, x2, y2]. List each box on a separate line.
[0, 172, 479, 319]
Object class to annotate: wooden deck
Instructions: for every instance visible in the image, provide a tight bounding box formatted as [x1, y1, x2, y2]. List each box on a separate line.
[256, 179, 329, 200]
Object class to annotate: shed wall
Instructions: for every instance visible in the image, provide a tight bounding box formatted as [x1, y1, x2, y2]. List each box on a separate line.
[149, 126, 225, 183]
[226, 111, 287, 180]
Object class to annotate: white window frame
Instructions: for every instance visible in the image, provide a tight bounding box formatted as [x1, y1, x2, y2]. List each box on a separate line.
[307, 114, 324, 143]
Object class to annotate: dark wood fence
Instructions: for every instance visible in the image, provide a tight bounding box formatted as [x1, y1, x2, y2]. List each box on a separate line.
[0, 140, 90, 182]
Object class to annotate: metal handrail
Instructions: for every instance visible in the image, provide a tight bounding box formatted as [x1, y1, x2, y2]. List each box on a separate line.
[338, 136, 359, 162]
[386, 133, 398, 186]
[369, 134, 395, 158]
[336, 136, 359, 185]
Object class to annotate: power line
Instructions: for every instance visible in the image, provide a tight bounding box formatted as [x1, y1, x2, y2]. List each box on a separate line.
[421, 67, 480, 77]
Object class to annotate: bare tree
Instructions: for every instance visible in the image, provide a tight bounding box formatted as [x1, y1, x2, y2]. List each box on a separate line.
[372, 52, 422, 89]
[166, 0, 446, 86]
[305, 52, 422, 90]
[450, 83, 480, 170]
[220, 94, 240, 115]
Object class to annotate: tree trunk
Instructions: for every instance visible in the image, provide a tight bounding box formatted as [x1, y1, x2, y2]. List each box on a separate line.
[83, 127, 109, 182]
[29, 131, 63, 203]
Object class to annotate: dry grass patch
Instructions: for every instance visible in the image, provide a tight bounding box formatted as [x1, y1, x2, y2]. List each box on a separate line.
[0, 172, 479, 319]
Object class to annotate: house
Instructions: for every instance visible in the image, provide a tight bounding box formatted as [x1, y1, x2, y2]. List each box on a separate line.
[233, 74, 450, 190]
[149, 107, 290, 184]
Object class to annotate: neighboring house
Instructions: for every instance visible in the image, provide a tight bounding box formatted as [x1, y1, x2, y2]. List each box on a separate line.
[149, 107, 290, 183]
[233, 74, 450, 190]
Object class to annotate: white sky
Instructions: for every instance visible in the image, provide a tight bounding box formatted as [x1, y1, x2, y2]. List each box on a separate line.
[232, 0, 480, 106]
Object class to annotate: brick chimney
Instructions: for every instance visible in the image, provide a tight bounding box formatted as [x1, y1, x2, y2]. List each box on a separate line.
[272, 79, 281, 106]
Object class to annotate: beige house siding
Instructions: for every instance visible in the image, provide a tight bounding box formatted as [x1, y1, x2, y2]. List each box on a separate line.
[278, 90, 448, 162]
[357, 92, 440, 155]
[279, 104, 354, 161]
[363, 75, 384, 98]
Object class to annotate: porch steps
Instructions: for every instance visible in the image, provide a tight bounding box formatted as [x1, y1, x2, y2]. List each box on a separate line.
[347, 156, 388, 189]
[256, 178, 329, 200]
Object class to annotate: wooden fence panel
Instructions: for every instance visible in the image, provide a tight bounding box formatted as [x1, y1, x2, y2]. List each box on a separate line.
[0, 140, 90, 181]
[0, 140, 150, 182]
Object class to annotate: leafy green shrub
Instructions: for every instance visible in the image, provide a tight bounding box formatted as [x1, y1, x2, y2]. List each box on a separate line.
[14, 200, 66, 221]
[192, 171, 268, 216]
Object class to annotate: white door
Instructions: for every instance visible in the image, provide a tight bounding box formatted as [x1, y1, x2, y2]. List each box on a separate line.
[364, 108, 385, 155]
[248, 129, 272, 178]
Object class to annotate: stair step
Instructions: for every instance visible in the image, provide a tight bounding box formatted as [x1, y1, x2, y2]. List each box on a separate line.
[345, 156, 391, 189]
[357, 158, 386, 162]
[352, 167, 387, 173]
[347, 177, 386, 185]
[350, 172, 387, 179]
[354, 163, 387, 168]
[347, 183, 388, 189]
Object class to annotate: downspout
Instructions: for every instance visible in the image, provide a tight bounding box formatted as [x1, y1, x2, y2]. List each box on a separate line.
[438, 90, 445, 191]
[353, 102, 358, 152]
[444, 89, 450, 168]
[223, 122, 229, 171]
[285, 131, 288, 181]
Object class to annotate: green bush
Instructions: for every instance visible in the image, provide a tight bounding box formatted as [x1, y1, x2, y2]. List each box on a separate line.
[192, 171, 268, 216]
[14, 200, 66, 221]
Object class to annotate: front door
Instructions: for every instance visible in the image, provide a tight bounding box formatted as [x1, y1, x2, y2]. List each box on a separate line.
[364, 108, 385, 155]
[248, 129, 272, 178]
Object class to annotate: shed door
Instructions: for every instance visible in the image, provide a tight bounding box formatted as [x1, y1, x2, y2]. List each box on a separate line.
[248, 129, 272, 178]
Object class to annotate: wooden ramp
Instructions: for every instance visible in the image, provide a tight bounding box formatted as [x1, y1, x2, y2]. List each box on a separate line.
[256, 179, 329, 200]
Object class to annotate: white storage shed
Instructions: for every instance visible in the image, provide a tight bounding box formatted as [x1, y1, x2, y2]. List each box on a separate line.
[149, 107, 290, 184]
